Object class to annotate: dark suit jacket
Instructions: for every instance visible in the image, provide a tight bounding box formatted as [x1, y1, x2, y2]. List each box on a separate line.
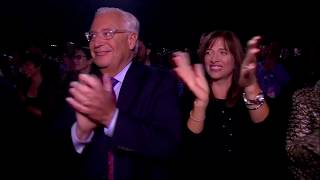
[53, 62, 182, 180]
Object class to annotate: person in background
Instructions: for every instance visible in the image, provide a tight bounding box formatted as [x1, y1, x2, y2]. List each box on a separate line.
[286, 79, 320, 180]
[72, 46, 93, 74]
[256, 41, 290, 99]
[61, 46, 94, 98]
[286, 44, 320, 179]
[19, 53, 44, 120]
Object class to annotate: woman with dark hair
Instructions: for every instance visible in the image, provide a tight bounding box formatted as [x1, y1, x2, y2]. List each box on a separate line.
[172, 31, 270, 179]
[19, 53, 44, 120]
[16, 52, 48, 177]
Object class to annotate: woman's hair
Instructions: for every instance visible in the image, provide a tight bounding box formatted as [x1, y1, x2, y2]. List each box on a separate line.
[197, 30, 245, 107]
[21, 52, 43, 67]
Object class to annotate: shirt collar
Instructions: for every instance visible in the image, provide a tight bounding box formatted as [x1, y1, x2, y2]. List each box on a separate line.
[113, 62, 132, 84]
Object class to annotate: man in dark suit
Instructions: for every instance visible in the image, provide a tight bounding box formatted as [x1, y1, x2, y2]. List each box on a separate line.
[58, 7, 182, 179]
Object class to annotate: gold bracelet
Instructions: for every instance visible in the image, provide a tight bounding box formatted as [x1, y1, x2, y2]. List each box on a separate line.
[189, 111, 204, 122]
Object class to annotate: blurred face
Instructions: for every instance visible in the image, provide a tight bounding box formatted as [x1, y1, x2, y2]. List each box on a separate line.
[204, 37, 235, 81]
[62, 54, 75, 72]
[22, 61, 40, 78]
[89, 12, 138, 75]
[72, 50, 92, 72]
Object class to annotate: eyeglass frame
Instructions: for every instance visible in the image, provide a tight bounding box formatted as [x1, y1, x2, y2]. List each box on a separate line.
[84, 28, 132, 42]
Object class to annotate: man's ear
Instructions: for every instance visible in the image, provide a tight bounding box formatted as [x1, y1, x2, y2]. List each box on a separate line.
[128, 32, 138, 50]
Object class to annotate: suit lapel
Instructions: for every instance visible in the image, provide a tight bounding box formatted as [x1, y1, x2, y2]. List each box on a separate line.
[117, 62, 146, 112]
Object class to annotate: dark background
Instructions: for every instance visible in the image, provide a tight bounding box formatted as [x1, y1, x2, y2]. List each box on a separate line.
[1, 0, 319, 50]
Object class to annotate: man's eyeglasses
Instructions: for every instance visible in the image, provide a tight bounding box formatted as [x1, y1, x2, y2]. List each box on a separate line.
[84, 29, 131, 42]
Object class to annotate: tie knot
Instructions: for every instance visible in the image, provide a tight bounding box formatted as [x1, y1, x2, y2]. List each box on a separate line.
[102, 74, 118, 88]
[111, 77, 118, 88]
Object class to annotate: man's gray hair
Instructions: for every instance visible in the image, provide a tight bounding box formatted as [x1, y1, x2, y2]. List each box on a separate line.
[95, 7, 140, 35]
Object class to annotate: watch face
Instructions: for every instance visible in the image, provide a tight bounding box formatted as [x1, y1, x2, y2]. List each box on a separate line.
[257, 94, 265, 102]
[243, 92, 265, 105]
[243, 92, 265, 110]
